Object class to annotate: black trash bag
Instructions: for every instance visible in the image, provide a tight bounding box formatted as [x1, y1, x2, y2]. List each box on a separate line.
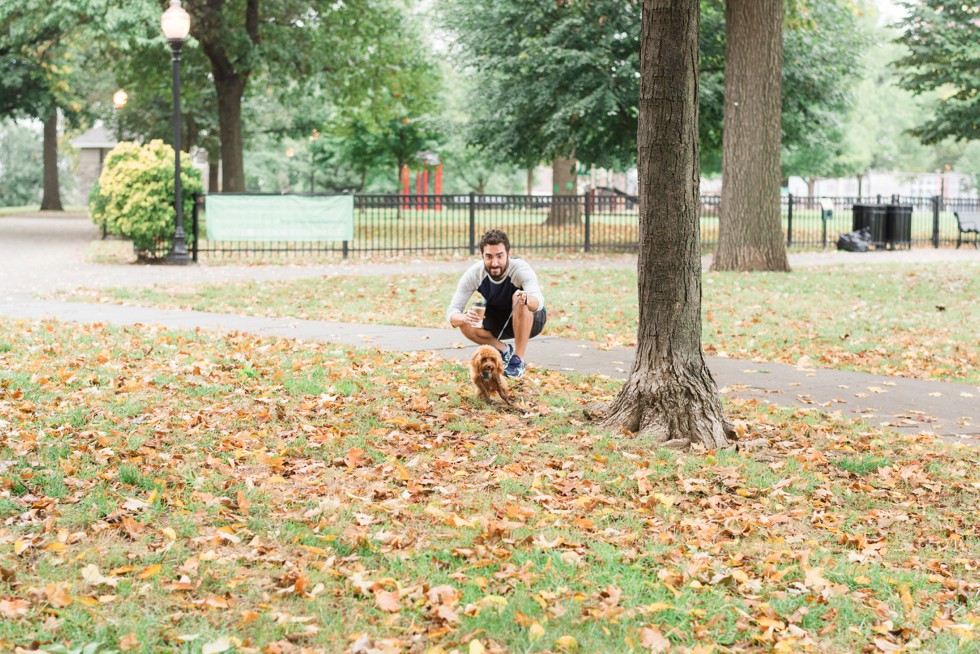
[836, 227, 872, 252]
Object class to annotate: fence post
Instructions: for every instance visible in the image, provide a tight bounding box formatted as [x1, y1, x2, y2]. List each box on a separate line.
[191, 192, 199, 263]
[822, 205, 827, 249]
[583, 191, 591, 253]
[342, 240, 349, 259]
[876, 194, 881, 205]
[786, 193, 793, 247]
[469, 192, 476, 255]
[932, 195, 940, 248]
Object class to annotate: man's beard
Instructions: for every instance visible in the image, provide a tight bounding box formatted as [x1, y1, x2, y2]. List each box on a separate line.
[486, 263, 507, 280]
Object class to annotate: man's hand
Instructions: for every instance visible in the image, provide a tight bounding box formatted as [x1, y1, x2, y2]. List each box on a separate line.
[515, 290, 536, 311]
[452, 310, 480, 328]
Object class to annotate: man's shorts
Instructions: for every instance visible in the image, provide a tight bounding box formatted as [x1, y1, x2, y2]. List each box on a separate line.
[483, 307, 547, 341]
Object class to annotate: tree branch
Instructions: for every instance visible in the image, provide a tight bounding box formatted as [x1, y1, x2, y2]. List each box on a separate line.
[246, 0, 260, 45]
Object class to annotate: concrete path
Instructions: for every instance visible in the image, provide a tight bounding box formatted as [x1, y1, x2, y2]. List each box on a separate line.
[2, 213, 978, 442]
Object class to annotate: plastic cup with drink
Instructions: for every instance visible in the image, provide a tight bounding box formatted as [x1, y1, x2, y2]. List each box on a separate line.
[471, 300, 486, 328]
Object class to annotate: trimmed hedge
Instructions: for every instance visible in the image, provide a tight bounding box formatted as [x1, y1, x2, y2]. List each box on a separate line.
[89, 140, 203, 258]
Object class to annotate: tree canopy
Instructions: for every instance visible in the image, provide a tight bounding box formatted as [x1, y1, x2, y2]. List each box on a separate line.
[442, 0, 867, 182]
[894, 0, 980, 144]
[440, 0, 641, 170]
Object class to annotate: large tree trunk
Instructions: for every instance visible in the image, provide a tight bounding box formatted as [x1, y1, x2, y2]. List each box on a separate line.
[192, 0, 258, 194]
[546, 155, 580, 226]
[214, 74, 247, 192]
[806, 176, 817, 198]
[40, 112, 63, 211]
[711, 0, 789, 272]
[600, 0, 731, 451]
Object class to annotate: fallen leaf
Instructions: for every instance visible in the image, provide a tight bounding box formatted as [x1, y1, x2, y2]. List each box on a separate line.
[375, 590, 401, 613]
[555, 635, 578, 650]
[119, 632, 140, 651]
[0, 598, 30, 619]
[137, 564, 163, 580]
[45, 582, 73, 608]
[639, 627, 671, 653]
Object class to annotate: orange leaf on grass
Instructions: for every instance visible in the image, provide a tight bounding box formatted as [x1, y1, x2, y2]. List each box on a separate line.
[45, 582, 72, 608]
[345, 448, 370, 468]
[375, 590, 402, 613]
[0, 598, 30, 619]
[137, 564, 163, 579]
[118, 632, 140, 652]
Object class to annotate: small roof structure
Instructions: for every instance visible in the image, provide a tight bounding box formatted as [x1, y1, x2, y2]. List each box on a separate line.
[71, 123, 117, 150]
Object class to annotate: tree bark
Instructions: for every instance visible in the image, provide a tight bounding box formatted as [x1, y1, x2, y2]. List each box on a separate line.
[711, 0, 789, 272]
[193, 0, 259, 194]
[546, 155, 580, 226]
[214, 74, 247, 192]
[600, 0, 732, 451]
[40, 112, 63, 211]
[806, 176, 817, 198]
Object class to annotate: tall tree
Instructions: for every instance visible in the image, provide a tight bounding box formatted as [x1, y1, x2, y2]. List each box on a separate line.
[894, 0, 980, 145]
[699, 0, 868, 181]
[179, 0, 432, 192]
[599, 0, 731, 450]
[0, 1, 84, 211]
[2, 1, 121, 210]
[441, 0, 640, 225]
[711, 0, 789, 272]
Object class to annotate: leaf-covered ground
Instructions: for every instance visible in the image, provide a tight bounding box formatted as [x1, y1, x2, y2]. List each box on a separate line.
[1, 319, 978, 653]
[61, 261, 980, 384]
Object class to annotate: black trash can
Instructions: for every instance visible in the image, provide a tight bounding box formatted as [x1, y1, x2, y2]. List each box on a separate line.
[852, 204, 886, 248]
[884, 204, 912, 249]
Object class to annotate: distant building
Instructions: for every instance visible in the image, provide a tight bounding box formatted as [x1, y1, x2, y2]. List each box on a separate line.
[70, 123, 117, 201]
[788, 171, 977, 200]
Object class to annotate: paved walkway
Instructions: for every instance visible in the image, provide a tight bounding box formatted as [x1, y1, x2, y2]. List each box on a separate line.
[2, 213, 978, 442]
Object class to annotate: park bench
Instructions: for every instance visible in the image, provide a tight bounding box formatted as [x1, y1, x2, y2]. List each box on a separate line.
[953, 210, 979, 248]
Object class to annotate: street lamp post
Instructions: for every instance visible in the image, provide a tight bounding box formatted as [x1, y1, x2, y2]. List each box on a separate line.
[162, 0, 191, 265]
[112, 89, 128, 142]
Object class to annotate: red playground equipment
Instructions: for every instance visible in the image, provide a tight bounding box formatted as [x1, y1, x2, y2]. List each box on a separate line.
[400, 151, 442, 210]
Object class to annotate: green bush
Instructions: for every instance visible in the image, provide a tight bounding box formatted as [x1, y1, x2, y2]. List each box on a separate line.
[89, 140, 202, 258]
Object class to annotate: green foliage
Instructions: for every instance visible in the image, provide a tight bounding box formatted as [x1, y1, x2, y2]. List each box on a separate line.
[0, 119, 42, 205]
[780, 0, 870, 180]
[444, 0, 868, 178]
[0, 0, 107, 125]
[894, 0, 980, 144]
[842, 28, 963, 175]
[441, 0, 640, 169]
[89, 140, 202, 257]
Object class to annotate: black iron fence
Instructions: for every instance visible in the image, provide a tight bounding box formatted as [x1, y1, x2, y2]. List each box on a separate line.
[189, 191, 980, 261]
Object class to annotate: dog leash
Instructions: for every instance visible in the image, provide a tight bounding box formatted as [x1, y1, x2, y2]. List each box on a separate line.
[496, 309, 515, 342]
[494, 291, 530, 341]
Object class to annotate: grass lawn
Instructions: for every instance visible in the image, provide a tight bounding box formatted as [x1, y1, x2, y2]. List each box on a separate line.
[62, 261, 980, 384]
[0, 206, 88, 217]
[0, 319, 978, 653]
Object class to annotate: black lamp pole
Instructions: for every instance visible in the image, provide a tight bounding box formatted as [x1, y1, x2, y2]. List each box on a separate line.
[166, 37, 190, 264]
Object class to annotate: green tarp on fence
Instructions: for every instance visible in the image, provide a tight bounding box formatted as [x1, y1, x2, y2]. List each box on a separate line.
[205, 195, 354, 241]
